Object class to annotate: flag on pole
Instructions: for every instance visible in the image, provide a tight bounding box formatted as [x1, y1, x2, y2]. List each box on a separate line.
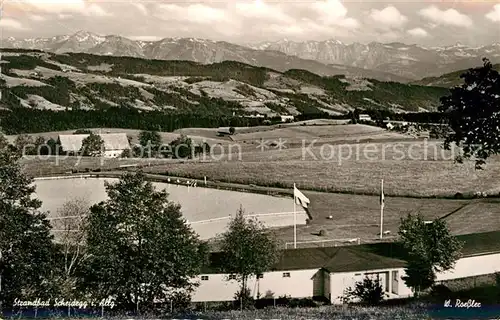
[294, 185, 310, 209]
[380, 180, 385, 208]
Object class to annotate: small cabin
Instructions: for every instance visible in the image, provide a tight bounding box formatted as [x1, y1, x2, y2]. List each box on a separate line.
[359, 114, 372, 121]
[280, 115, 294, 123]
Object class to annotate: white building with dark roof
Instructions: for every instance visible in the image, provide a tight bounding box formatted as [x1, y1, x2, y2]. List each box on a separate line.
[57, 133, 130, 158]
[192, 232, 500, 304]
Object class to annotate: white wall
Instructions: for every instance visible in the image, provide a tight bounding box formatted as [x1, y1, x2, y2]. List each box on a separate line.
[191, 274, 239, 302]
[191, 269, 320, 302]
[328, 253, 500, 304]
[104, 150, 124, 158]
[191, 253, 500, 304]
[436, 253, 500, 281]
[329, 268, 412, 304]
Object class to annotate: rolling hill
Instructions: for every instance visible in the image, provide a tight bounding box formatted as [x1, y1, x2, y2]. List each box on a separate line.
[0, 49, 450, 115]
[413, 63, 500, 88]
[0, 49, 454, 134]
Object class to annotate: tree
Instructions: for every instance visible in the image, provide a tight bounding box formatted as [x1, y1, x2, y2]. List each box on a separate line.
[219, 206, 281, 309]
[82, 171, 207, 312]
[349, 108, 361, 124]
[169, 134, 195, 159]
[13, 134, 35, 156]
[0, 134, 8, 150]
[398, 214, 463, 296]
[33, 136, 46, 155]
[51, 198, 90, 298]
[80, 133, 104, 157]
[194, 142, 211, 156]
[0, 147, 57, 308]
[138, 130, 162, 157]
[343, 275, 385, 305]
[439, 58, 500, 169]
[45, 138, 60, 156]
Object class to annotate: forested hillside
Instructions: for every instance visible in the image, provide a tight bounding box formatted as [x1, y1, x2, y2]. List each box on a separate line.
[413, 63, 500, 88]
[0, 49, 452, 133]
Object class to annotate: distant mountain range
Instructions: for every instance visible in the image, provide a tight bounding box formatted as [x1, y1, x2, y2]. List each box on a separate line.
[1, 31, 407, 82]
[3, 31, 500, 82]
[2, 31, 500, 82]
[248, 40, 500, 80]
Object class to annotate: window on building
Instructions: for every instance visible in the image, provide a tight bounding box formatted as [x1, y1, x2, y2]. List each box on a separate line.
[201, 275, 209, 281]
[282, 272, 291, 278]
[229, 274, 236, 280]
[257, 274, 264, 279]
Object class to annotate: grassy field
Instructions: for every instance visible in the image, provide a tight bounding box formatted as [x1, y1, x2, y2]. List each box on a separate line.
[89, 172, 500, 245]
[272, 194, 500, 246]
[144, 157, 500, 198]
[102, 124, 500, 198]
[13, 123, 500, 245]
[195, 305, 427, 319]
[231, 124, 408, 142]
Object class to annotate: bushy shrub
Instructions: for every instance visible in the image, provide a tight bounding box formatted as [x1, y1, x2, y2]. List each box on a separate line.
[343, 276, 385, 305]
[234, 287, 254, 310]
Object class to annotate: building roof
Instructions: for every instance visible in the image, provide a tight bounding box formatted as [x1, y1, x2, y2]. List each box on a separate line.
[273, 246, 407, 273]
[58, 133, 130, 152]
[202, 230, 500, 275]
[203, 245, 406, 274]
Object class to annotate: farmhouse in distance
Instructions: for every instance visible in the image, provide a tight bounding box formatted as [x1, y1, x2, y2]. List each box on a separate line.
[57, 133, 130, 158]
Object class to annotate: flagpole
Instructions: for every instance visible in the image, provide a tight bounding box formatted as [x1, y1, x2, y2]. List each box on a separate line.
[380, 179, 384, 240]
[293, 183, 297, 249]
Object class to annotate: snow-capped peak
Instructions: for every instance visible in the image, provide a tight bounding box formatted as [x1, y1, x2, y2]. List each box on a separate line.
[72, 30, 105, 44]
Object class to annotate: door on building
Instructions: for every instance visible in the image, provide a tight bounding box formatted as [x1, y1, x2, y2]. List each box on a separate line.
[391, 270, 399, 295]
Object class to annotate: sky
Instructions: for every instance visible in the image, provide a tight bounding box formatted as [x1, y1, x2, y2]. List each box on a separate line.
[1, 0, 500, 46]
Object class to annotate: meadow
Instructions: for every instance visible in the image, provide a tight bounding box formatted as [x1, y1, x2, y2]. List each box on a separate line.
[123, 124, 500, 198]
[146, 157, 500, 198]
[13, 122, 500, 244]
[271, 194, 500, 246]
[197, 305, 427, 319]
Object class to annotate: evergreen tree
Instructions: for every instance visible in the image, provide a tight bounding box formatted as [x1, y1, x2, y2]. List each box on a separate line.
[0, 147, 56, 309]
